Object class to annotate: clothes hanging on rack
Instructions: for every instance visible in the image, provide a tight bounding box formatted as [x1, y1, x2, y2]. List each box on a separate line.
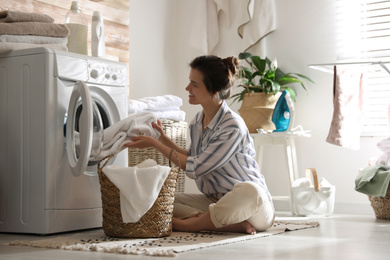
[326, 65, 365, 150]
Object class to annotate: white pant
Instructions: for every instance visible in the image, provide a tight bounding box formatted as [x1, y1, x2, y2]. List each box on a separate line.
[173, 182, 275, 231]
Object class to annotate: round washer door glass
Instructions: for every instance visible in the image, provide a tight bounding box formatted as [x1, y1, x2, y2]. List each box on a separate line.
[66, 81, 102, 176]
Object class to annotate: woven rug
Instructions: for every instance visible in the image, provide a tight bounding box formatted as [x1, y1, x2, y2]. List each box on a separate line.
[7, 220, 319, 257]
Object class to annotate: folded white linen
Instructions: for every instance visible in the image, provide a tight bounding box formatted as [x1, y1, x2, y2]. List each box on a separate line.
[0, 42, 67, 53]
[139, 95, 183, 111]
[128, 110, 186, 122]
[0, 34, 68, 44]
[128, 99, 149, 114]
[104, 159, 171, 223]
[128, 95, 184, 116]
[90, 112, 160, 161]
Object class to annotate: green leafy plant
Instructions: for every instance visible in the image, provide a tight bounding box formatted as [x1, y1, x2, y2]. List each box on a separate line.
[231, 52, 314, 103]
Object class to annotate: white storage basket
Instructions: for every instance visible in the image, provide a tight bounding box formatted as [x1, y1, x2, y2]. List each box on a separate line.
[291, 168, 336, 216]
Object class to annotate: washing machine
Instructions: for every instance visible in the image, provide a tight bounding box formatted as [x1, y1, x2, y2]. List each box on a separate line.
[0, 47, 128, 234]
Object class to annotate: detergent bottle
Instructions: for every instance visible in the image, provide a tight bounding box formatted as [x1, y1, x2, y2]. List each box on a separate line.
[91, 11, 105, 58]
[65, 0, 88, 55]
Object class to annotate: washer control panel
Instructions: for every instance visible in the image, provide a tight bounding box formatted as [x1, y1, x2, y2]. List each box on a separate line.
[55, 52, 128, 87]
[87, 59, 127, 87]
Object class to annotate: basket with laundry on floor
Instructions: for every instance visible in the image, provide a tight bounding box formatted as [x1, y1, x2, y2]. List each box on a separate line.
[127, 94, 187, 193]
[98, 148, 181, 238]
[85, 111, 183, 238]
[355, 137, 390, 220]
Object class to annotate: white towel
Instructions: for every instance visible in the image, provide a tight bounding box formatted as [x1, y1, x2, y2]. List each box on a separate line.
[104, 159, 171, 223]
[0, 42, 67, 53]
[188, 0, 230, 54]
[0, 34, 68, 44]
[237, 0, 276, 52]
[128, 95, 183, 113]
[139, 95, 183, 111]
[128, 99, 148, 114]
[128, 110, 186, 122]
[89, 112, 161, 161]
[326, 66, 365, 150]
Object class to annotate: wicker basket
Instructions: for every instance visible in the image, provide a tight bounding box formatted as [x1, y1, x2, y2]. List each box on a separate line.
[98, 152, 180, 238]
[128, 119, 187, 192]
[369, 184, 390, 220]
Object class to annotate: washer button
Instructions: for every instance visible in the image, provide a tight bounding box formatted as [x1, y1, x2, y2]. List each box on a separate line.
[90, 69, 98, 79]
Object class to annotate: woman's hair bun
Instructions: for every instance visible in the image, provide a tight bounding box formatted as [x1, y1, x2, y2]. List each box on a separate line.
[222, 56, 239, 76]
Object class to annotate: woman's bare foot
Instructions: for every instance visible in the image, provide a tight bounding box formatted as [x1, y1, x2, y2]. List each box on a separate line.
[172, 212, 257, 235]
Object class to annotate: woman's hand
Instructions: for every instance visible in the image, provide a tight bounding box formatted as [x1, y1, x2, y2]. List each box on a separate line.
[152, 120, 166, 141]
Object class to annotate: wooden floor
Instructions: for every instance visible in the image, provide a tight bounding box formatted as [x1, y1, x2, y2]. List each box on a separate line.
[1, 212, 389, 259]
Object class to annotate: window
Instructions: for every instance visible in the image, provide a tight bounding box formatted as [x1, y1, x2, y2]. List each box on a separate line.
[336, 0, 390, 136]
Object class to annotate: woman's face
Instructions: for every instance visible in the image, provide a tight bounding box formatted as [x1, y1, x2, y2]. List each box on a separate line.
[186, 68, 213, 105]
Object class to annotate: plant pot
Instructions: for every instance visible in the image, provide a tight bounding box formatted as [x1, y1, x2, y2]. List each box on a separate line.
[238, 92, 282, 133]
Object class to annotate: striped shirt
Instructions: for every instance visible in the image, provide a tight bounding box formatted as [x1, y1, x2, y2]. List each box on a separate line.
[185, 101, 272, 200]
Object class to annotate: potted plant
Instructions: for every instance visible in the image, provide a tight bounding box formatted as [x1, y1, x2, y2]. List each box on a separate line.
[232, 52, 314, 133]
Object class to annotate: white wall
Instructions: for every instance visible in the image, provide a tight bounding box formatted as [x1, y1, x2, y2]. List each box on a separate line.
[129, 0, 383, 214]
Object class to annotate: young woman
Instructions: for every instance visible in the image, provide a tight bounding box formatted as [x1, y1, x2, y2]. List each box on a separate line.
[125, 55, 275, 235]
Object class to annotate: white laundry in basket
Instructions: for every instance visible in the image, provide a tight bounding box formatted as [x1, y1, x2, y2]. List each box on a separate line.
[104, 159, 170, 223]
[292, 168, 336, 216]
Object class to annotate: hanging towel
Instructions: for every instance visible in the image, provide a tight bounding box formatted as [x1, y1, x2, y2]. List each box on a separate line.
[88, 112, 161, 161]
[104, 159, 171, 223]
[188, 0, 230, 54]
[0, 11, 54, 23]
[355, 165, 390, 197]
[0, 22, 70, 37]
[237, 0, 276, 52]
[326, 65, 365, 150]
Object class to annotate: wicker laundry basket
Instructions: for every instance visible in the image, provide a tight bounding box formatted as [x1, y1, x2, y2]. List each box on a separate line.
[369, 184, 390, 220]
[98, 150, 180, 238]
[128, 119, 187, 192]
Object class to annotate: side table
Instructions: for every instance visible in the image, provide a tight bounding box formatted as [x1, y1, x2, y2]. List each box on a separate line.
[250, 131, 310, 214]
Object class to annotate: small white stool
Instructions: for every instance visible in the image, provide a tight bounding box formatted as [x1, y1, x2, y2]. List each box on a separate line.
[250, 132, 310, 214]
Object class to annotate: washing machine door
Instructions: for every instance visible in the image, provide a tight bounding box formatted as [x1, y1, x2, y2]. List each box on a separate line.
[66, 81, 103, 176]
